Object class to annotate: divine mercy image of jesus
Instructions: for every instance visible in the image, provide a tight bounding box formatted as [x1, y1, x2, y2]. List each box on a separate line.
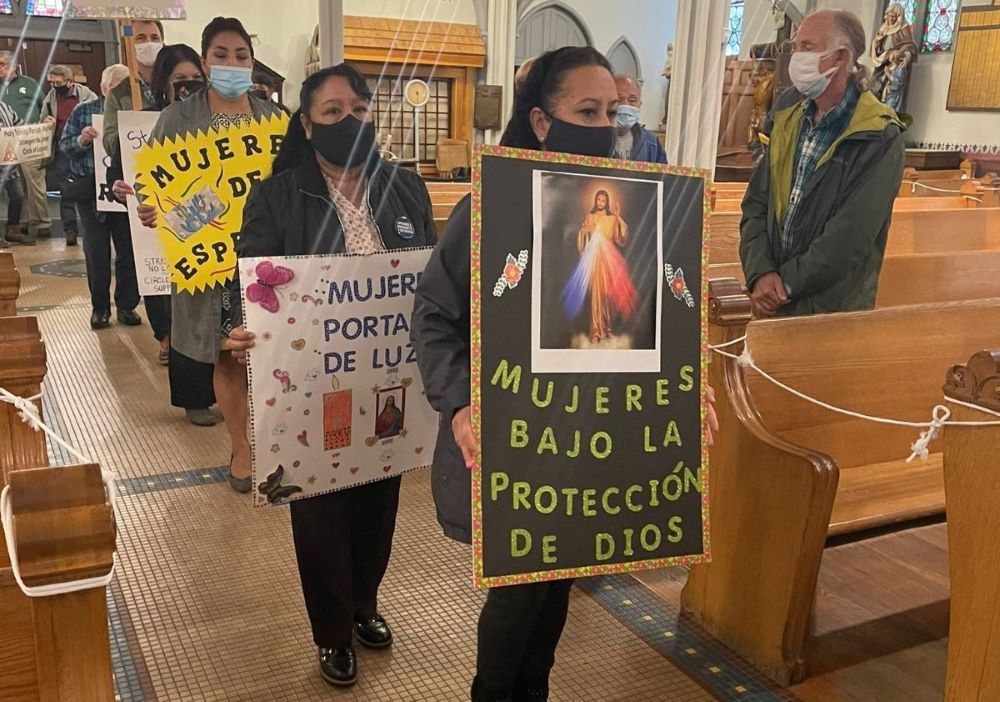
[533, 170, 662, 373]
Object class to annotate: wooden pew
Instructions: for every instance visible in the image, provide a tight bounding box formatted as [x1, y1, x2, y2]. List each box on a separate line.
[425, 181, 471, 237]
[708, 207, 1000, 265]
[941, 351, 1000, 702]
[681, 292, 1000, 685]
[708, 249, 1000, 307]
[0, 317, 116, 701]
[0, 253, 19, 317]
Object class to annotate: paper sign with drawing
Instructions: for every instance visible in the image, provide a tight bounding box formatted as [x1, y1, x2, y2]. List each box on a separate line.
[243, 248, 437, 507]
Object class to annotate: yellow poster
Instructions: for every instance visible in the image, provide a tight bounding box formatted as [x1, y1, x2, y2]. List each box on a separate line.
[133, 113, 289, 293]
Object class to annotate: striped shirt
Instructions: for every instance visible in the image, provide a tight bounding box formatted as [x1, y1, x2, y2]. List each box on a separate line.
[0, 101, 21, 128]
[780, 83, 860, 255]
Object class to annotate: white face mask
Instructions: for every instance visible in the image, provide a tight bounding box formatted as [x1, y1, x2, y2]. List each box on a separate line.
[135, 41, 164, 68]
[788, 48, 840, 99]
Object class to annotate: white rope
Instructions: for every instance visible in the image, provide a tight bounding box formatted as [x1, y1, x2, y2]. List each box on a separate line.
[706, 339, 1000, 462]
[0, 387, 117, 597]
[902, 180, 986, 203]
[945, 396, 1000, 419]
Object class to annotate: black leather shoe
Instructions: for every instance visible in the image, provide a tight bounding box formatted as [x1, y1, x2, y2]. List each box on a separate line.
[117, 308, 142, 326]
[354, 614, 393, 649]
[90, 310, 111, 330]
[318, 647, 357, 687]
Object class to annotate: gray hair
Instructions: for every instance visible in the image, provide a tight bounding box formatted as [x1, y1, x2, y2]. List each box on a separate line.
[47, 64, 73, 81]
[0, 50, 13, 64]
[830, 10, 871, 91]
[100, 64, 129, 98]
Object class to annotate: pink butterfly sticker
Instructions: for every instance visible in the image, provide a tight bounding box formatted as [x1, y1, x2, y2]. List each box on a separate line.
[246, 261, 295, 314]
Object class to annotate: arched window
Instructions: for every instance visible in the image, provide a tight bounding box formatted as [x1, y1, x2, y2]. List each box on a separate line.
[515, 2, 591, 66]
[607, 37, 641, 81]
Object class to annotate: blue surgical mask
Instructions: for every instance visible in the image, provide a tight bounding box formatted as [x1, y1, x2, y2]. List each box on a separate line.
[209, 65, 253, 101]
[616, 104, 640, 130]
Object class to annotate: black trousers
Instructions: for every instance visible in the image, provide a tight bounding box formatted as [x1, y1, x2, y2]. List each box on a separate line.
[53, 151, 78, 234]
[167, 346, 215, 410]
[473, 579, 575, 702]
[79, 202, 139, 312]
[144, 294, 171, 342]
[1, 166, 24, 225]
[289, 475, 401, 649]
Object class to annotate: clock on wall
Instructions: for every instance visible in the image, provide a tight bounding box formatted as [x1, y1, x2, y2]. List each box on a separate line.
[404, 79, 430, 108]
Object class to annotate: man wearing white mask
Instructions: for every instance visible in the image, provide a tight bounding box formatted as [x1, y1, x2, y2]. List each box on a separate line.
[740, 9, 905, 319]
[101, 19, 164, 154]
[613, 75, 667, 163]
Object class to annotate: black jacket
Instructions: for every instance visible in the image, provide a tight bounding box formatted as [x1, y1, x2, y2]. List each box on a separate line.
[237, 154, 436, 259]
[410, 195, 472, 544]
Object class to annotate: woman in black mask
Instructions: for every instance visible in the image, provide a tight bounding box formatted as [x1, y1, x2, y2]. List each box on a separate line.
[225, 63, 436, 688]
[412, 46, 718, 701]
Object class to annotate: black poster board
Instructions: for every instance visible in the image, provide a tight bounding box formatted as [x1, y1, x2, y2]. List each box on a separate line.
[471, 146, 711, 586]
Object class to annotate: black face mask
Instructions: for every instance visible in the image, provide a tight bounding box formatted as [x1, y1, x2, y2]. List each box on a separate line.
[542, 114, 616, 158]
[53, 84, 70, 97]
[172, 80, 205, 102]
[310, 116, 379, 170]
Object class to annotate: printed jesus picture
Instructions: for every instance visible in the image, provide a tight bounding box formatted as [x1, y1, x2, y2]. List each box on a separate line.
[532, 171, 663, 374]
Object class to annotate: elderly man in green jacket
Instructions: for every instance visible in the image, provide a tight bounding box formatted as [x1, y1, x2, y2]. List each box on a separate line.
[740, 9, 905, 318]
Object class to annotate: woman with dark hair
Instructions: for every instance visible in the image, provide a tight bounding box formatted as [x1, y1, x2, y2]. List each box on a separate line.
[136, 17, 282, 491]
[225, 63, 436, 687]
[109, 43, 217, 425]
[411, 46, 718, 701]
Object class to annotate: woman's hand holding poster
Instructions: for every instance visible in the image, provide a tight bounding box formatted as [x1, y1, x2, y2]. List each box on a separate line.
[134, 113, 289, 294]
[242, 249, 438, 507]
[472, 145, 710, 587]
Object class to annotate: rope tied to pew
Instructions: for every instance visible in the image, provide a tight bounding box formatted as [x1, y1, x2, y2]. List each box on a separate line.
[0, 386, 117, 598]
[902, 180, 985, 203]
[710, 338, 1000, 463]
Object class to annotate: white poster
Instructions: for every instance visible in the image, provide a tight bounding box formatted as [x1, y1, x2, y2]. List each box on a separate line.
[93, 115, 126, 213]
[65, 1, 186, 19]
[243, 249, 438, 506]
[118, 110, 170, 296]
[0, 123, 53, 165]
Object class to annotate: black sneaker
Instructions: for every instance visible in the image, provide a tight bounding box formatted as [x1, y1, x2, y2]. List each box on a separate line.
[318, 647, 357, 687]
[117, 308, 142, 326]
[90, 309, 111, 330]
[354, 614, 393, 649]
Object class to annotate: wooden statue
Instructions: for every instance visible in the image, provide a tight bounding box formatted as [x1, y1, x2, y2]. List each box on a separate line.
[871, 3, 918, 110]
[748, 60, 776, 148]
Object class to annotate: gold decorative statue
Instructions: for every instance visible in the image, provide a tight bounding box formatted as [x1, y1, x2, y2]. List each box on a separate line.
[748, 61, 776, 147]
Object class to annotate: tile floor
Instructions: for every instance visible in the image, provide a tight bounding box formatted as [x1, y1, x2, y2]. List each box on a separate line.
[9, 235, 797, 701]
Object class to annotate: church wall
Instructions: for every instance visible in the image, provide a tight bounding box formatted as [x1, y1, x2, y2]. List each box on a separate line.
[519, 0, 679, 131]
[904, 0, 999, 151]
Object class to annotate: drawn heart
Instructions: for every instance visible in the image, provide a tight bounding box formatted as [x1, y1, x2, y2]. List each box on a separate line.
[305, 392, 313, 398]
[359, 407, 367, 416]
[365, 437, 378, 447]
[383, 465, 392, 473]
[390, 259, 400, 268]
[415, 447, 424, 454]
[291, 339, 306, 351]
[290, 293, 299, 302]
[350, 467, 359, 474]
[331, 462, 340, 468]
[401, 377, 413, 388]
[265, 398, 276, 407]
[297, 431, 309, 447]
[322, 265, 332, 272]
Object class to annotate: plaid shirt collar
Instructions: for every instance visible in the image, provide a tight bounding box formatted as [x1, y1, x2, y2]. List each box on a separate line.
[801, 82, 859, 134]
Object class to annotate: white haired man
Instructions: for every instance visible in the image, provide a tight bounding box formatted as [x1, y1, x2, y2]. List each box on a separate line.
[740, 9, 905, 318]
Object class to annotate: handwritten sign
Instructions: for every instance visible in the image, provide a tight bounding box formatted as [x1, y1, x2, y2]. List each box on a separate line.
[243, 249, 437, 506]
[93, 115, 125, 213]
[118, 110, 168, 296]
[471, 145, 710, 587]
[0, 123, 53, 165]
[64, 1, 186, 19]
[134, 113, 289, 294]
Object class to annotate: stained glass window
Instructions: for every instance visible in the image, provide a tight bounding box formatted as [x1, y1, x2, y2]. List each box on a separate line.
[726, 0, 745, 56]
[0, 0, 12, 15]
[888, 0, 920, 28]
[26, 0, 66, 17]
[922, 0, 961, 52]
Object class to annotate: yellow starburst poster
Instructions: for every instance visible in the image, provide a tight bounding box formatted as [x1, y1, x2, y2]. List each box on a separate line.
[133, 113, 289, 293]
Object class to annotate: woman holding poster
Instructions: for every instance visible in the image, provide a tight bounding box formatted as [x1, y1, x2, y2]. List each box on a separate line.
[412, 47, 718, 701]
[137, 17, 282, 492]
[225, 64, 436, 688]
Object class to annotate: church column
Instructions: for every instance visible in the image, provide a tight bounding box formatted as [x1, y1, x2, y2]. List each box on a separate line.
[483, 0, 518, 144]
[665, 0, 729, 173]
[318, 0, 344, 67]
